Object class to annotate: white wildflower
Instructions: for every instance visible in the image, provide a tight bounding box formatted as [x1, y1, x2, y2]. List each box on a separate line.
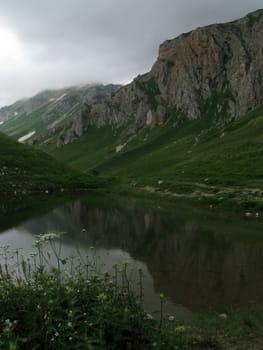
[146, 313, 153, 320]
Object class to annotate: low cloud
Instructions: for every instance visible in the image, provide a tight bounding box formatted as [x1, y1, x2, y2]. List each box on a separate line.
[0, 0, 262, 106]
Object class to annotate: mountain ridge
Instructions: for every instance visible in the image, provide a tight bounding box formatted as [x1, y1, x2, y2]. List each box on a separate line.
[54, 8, 263, 147]
[0, 10, 263, 207]
[0, 83, 120, 144]
[2, 10, 262, 149]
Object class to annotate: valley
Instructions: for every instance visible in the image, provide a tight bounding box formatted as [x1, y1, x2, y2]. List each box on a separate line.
[0, 10, 262, 209]
[0, 8, 263, 349]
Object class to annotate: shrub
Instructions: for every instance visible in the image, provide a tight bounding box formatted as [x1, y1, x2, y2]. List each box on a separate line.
[0, 235, 163, 349]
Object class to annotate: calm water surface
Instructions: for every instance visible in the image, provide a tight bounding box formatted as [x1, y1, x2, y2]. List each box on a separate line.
[1, 194, 263, 320]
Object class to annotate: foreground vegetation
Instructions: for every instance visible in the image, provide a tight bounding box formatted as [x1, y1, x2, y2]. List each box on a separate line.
[0, 234, 263, 350]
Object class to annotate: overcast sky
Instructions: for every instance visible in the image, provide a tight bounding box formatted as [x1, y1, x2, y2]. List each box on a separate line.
[0, 0, 262, 107]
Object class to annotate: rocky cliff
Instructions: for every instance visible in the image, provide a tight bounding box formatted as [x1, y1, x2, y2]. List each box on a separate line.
[0, 84, 120, 145]
[151, 9, 263, 119]
[58, 9, 263, 146]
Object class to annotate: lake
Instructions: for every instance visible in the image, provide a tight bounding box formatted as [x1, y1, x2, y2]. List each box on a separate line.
[0, 193, 263, 320]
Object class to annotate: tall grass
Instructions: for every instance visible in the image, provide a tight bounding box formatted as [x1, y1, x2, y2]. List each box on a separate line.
[1, 233, 262, 349]
[0, 234, 172, 350]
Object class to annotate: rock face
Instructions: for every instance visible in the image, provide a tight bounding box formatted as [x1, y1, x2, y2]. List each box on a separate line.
[0, 84, 120, 146]
[0, 84, 120, 124]
[58, 10, 263, 146]
[151, 10, 263, 119]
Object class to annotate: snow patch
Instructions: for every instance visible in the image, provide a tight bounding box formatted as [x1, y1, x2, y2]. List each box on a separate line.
[49, 94, 67, 104]
[116, 144, 126, 153]
[55, 93, 67, 103]
[18, 131, 36, 143]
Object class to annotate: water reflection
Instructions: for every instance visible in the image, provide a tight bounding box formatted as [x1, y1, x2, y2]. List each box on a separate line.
[0, 194, 263, 319]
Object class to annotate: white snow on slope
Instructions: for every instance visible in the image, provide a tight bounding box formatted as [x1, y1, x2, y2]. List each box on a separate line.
[18, 130, 35, 143]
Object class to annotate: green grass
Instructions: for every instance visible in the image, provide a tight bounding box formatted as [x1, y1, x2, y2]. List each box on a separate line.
[0, 106, 51, 139]
[0, 132, 104, 195]
[2, 85, 263, 206]
[0, 84, 120, 145]
[39, 104, 263, 208]
[0, 101, 81, 140]
[92, 106, 263, 187]
[0, 239, 153, 349]
[246, 8, 263, 27]
[0, 238, 262, 350]
[137, 76, 161, 111]
[42, 125, 126, 171]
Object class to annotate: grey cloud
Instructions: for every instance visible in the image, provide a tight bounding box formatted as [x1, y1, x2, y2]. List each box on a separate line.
[0, 0, 262, 106]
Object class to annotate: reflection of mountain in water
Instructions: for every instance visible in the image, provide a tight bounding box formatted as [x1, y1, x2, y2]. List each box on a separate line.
[21, 196, 263, 311]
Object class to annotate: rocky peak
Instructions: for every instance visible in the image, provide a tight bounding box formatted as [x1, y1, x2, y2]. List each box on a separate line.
[57, 10, 263, 146]
[150, 9, 263, 118]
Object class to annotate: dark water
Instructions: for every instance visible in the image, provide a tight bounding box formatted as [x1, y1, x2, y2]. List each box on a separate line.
[1, 193, 263, 320]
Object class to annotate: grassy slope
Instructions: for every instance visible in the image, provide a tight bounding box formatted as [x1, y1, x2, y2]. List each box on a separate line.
[0, 132, 101, 194]
[35, 104, 263, 210]
[0, 101, 81, 140]
[2, 90, 263, 206]
[0, 104, 51, 138]
[48, 106, 263, 190]
[44, 125, 125, 170]
[97, 107, 263, 187]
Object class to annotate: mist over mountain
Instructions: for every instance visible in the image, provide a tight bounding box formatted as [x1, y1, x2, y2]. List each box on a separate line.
[0, 10, 262, 205]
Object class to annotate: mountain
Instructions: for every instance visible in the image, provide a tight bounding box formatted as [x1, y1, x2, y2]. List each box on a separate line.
[53, 9, 263, 146]
[0, 10, 262, 206]
[0, 132, 102, 195]
[0, 84, 120, 144]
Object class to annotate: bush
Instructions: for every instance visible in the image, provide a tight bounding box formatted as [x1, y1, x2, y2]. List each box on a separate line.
[1, 234, 257, 350]
[0, 235, 163, 350]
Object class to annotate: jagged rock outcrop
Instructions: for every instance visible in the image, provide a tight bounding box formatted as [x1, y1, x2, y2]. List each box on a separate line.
[57, 75, 152, 146]
[0, 84, 120, 146]
[151, 9, 263, 118]
[0, 84, 120, 125]
[58, 9, 263, 146]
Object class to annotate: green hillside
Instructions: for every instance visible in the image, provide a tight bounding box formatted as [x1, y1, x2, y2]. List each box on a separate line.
[95, 107, 263, 186]
[43, 106, 263, 207]
[0, 9, 261, 209]
[44, 125, 125, 170]
[0, 132, 101, 195]
[0, 84, 119, 143]
[0, 102, 81, 140]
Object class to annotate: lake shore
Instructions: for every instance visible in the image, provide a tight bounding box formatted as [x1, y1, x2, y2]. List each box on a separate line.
[0, 237, 262, 350]
[1, 192, 263, 349]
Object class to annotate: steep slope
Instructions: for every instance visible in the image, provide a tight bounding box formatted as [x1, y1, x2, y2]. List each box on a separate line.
[1, 10, 262, 151]
[0, 84, 120, 144]
[55, 9, 263, 147]
[0, 10, 262, 206]
[95, 106, 263, 185]
[41, 10, 263, 207]
[0, 132, 101, 195]
[49, 106, 263, 201]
